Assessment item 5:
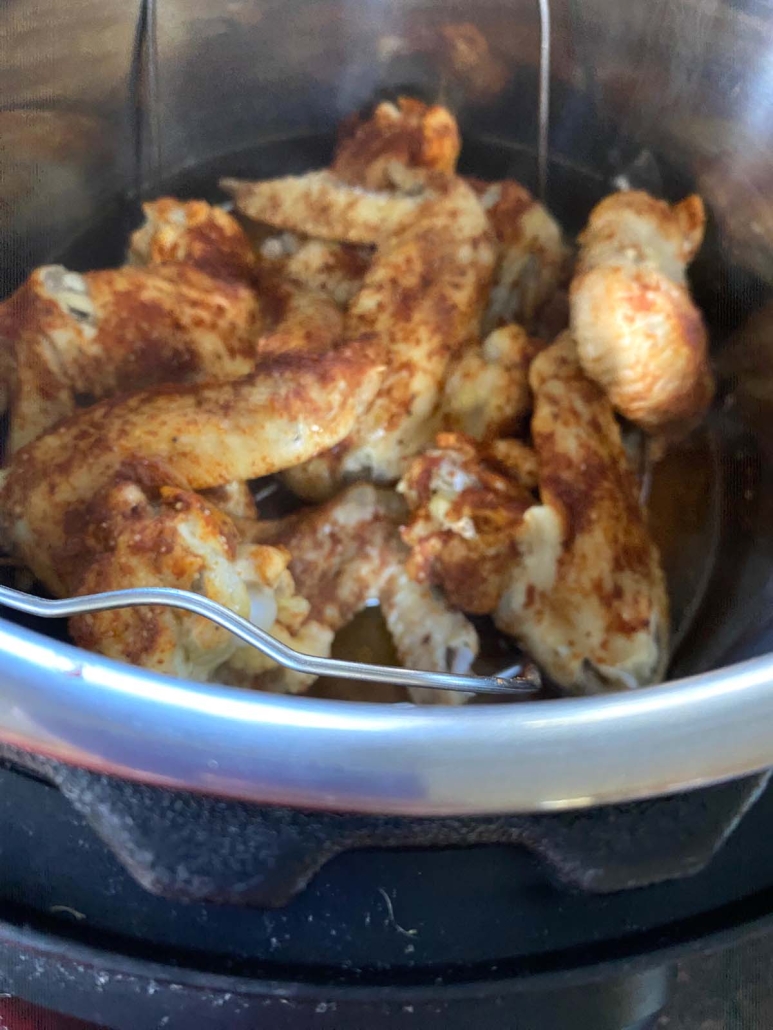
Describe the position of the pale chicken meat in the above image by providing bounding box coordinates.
[0,337,385,595]
[283,178,496,498]
[570,189,714,436]
[0,263,261,453]
[400,335,669,692]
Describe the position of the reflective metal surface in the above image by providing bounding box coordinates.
[2,0,773,812]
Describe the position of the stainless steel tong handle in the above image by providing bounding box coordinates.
[0,584,539,696]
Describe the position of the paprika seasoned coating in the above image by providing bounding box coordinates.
[570,189,714,435]
[128,197,259,282]
[400,335,669,693]
[68,479,325,687]
[0,336,385,595]
[332,96,461,190]
[283,178,496,498]
[495,334,669,692]
[399,432,536,615]
[0,262,261,453]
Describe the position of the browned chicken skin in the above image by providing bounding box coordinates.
[332,97,461,190]
[129,198,259,282]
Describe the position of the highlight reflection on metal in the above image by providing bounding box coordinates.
[537,0,551,201]
[0,585,539,697]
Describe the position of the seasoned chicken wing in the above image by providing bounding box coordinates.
[399,432,535,614]
[66,478,324,687]
[250,482,479,705]
[128,198,259,282]
[468,178,569,333]
[400,335,669,693]
[440,324,540,440]
[570,189,714,435]
[496,334,669,691]
[274,238,372,307]
[0,336,385,595]
[222,170,428,246]
[332,96,461,190]
[0,263,261,453]
[283,179,496,498]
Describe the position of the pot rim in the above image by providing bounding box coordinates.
[0,615,771,815]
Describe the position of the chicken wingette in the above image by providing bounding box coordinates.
[0,336,385,595]
[400,334,669,692]
[570,189,714,436]
[282,178,496,498]
[0,263,261,453]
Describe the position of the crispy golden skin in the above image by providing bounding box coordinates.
[332,97,461,190]
[0,263,261,453]
[128,197,259,282]
[570,190,714,435]
[400,336,669,692]
[468,178,569,334]
[222,170,427,246]
[283,179,496,498]
[253,483,479,705]
[0,337,385,595]
[440,324,540,440]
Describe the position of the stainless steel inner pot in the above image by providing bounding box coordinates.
[1,0,773,816]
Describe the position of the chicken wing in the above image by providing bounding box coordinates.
[570,189,714,435]
[468,178,569,334]
[254,274,344,358]
[270,238,372,307]
[399,432,535,614]
[247,482,480,705]
[440,324,540,440]
[0,263,261,453]
[400,335,669,692]
[68,479,324,686]
[128,197,259,282]
[332,96,461,190]
[495,333,669,691]
[283,179,496,498]
[221,170,427,246]
[0,336,385,595]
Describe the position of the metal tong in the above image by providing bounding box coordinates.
[0,584,540,697]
